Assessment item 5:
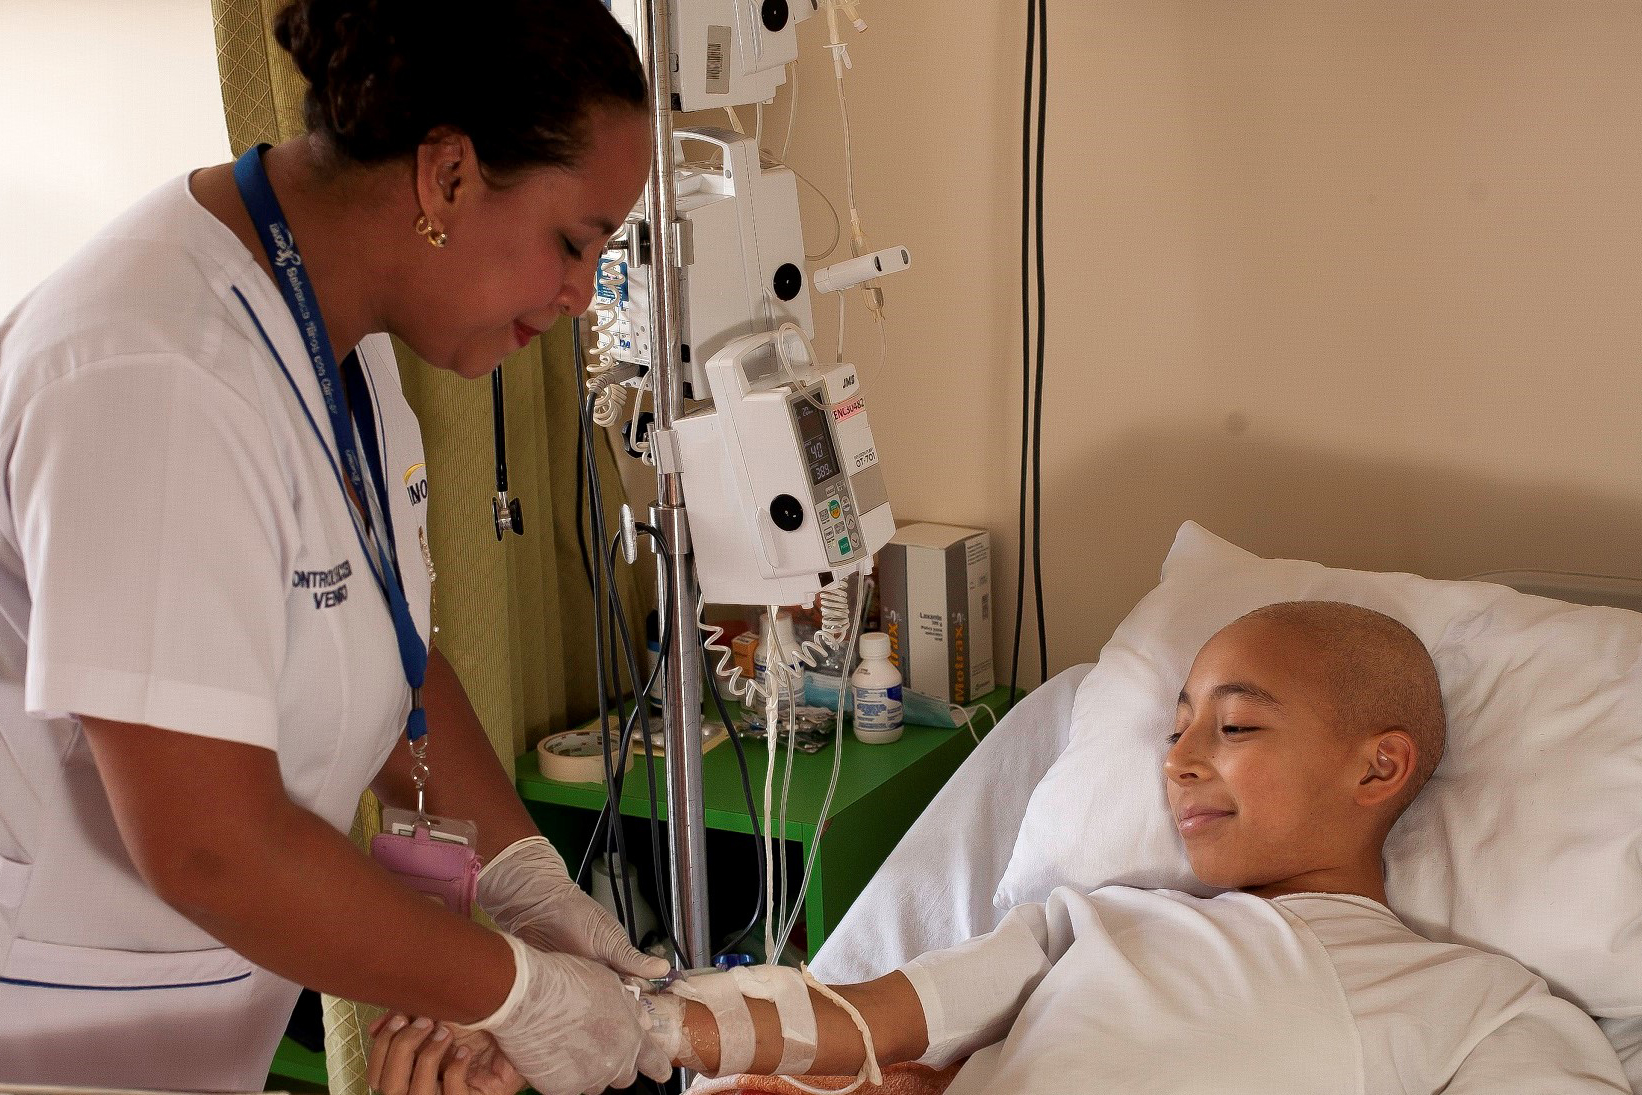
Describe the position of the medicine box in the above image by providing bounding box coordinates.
[877,523,994,704]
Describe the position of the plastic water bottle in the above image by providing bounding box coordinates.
[851,632,904,744]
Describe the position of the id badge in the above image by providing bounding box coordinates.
[372,808,481,916]
[382,806,478,846]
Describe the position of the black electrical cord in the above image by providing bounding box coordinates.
[570,323,642,909]
[617,524,766,965]
[575,380,696,969]
[569,357,656,962]
[603,527,683,961]
[629,525,681,952]
[701,637,770,960]
[571,322,595,591]
[1009,0,1040,710]
[581,388,639,950]
[1031,0,1049,688]
[568,320,768,969]
[601,586,644,953]
[575,391,635,973]
[592,518,772,964]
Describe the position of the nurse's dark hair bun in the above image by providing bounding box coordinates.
[273,0,646,172]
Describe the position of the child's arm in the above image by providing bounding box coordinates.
[660,895,1067,1080]
[672,970,928,1076]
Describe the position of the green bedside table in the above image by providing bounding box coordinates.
[516,687,1014,959]
[268,1036,328,1090]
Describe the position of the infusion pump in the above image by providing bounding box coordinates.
[597,128,812,400]
[674,330,893,606]
[604,0,817,111]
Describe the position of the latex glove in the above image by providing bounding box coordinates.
[479,835,668,979]
[468,932,672,1095]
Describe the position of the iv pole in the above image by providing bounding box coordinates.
[635,0,712,972]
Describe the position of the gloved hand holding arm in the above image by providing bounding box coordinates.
[376,649,667,981]
[466,934,671,1095]
[367,935,673,1095]
[479,835,669,979]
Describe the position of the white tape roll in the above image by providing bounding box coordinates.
[536,729,633,784]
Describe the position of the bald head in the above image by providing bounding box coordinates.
[1236,601,1446,810]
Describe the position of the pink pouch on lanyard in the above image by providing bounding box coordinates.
[371,823,480,916]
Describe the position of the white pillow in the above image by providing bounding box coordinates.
[995,521,1642,1020]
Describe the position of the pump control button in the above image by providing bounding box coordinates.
[770,494,805,532]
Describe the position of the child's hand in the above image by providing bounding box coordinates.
[367,1013,526,1095]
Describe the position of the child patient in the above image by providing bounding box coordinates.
[372,601,1629,1094]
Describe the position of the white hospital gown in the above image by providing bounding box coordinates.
[899,887,1628,1095]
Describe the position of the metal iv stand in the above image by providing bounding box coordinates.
[635,0,713,974]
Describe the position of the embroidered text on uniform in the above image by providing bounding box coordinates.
[292,560,352,608]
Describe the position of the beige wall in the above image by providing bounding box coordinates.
[771,1,1642,681]
[1,0,230,314]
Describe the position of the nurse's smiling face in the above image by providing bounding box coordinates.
[1163,616,1374,897]
[393,109,651,379]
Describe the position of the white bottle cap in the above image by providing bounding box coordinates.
[859,632,891,660]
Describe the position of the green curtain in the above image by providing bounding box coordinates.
[210,3,652,1090]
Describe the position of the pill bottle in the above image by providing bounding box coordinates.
[753,610,805,712]
[851,632,904,744]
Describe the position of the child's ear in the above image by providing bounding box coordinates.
[1356,730,1416,807]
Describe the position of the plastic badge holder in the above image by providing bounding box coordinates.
[371,807,481,916]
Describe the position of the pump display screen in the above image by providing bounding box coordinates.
[792,397,840,486]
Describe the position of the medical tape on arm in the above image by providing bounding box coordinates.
[668,971,758,1076]
[728,965,819,1074]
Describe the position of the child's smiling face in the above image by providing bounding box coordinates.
[1165,613,1390,897]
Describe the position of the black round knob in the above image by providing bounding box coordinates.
[769,494,805,532]
[621,410,656,460]
[762,0,789,32]
[772,262,803,302]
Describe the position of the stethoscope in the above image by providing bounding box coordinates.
[491,371,524,539]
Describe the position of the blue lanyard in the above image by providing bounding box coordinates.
[232,144,428,744]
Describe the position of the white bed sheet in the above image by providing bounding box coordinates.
[809,664,1091,983]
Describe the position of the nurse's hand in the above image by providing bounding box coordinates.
[367,1014,524,1095]
[471,933,673,1094]
[478,836,669,980]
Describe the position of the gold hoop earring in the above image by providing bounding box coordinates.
[415,214,448,249]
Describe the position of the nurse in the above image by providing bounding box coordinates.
[0,1,665,1092]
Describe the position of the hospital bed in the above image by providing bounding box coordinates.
[811,522,1642,1093]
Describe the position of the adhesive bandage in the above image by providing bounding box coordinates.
[667,970,757,1076]
[728,965,819,1074]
